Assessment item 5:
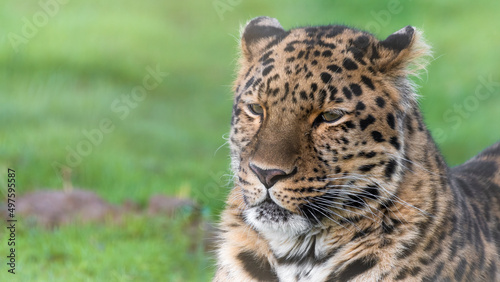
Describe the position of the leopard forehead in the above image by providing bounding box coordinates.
[234,25,403,114]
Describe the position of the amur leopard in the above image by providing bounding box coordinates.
[214,17,500,281]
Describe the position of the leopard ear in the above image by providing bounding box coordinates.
[380,26,415,53]
[241,17,286,62]
[375,26,431,76]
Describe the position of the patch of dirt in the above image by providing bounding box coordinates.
[1,188,217,251]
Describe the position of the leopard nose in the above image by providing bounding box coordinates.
[249,163,296,189]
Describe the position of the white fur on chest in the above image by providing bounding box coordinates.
[263,227,335,281]
[274,262,334,282]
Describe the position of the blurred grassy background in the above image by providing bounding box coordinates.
[1,0,499,281]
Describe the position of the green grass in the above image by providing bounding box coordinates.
[0,214,213,282]
[1,0,499,280]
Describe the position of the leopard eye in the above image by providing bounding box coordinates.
[248,104,264,116]
[314,110,344,125]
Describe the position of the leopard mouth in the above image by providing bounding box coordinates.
[244,197,312,235]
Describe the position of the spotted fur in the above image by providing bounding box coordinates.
[214,17,500,281]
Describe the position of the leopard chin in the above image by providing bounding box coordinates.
[244,198,312,236]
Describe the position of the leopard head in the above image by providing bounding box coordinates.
[229,17,430,236]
